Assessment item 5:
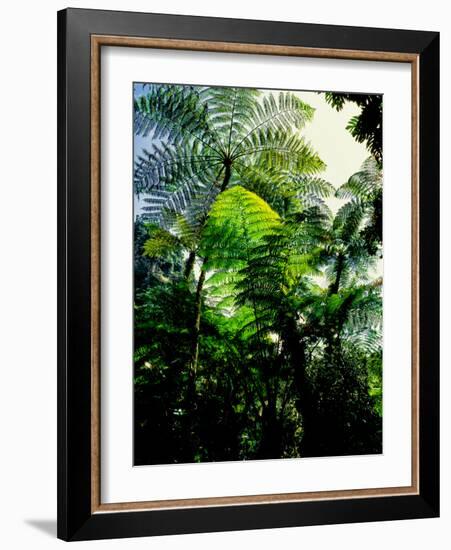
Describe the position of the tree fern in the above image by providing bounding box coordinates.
[134,85,325,216]
[335,157,383,256]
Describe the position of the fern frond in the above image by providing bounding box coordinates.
[230,92,315,156]
[233,129,325,175]
[134,140,221,194]
[142,227,182,259]
[134,84,222,154]
[333,200,366,241]
[336,157,382,201]
[199,87,261,154]
[292,176,335,199]
[200,185,280,271]
[343,327,382,354]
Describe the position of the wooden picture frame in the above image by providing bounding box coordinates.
[57,7,439,541]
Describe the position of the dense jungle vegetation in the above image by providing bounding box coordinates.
[133,84,383,465]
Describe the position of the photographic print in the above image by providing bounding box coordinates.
[133,83,383,466]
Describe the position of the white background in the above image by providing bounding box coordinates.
[102,48,412,503]
[0,0,448,548]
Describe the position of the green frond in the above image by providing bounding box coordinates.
[200,186,280,270]
[292,176,335,199]
[343,327,382,354]
[333,200,366,241]
[142,227,182,259]
[230,92,315,157]
[199,87,261,153]
[139,163,225,229]
[232,163,291,213]
[233,129,325,176]
[344,287,382,332]
[336,157,382,201]
[161,211,200,249]
[134,140,221,195]
[134,84,221,153]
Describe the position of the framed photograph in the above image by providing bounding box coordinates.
[57,8,439,541]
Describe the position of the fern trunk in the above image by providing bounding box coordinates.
[257,402,283,459]
[282,319,317,457]
[220,161,232,192]
[184,163,233,459]
[190,265,206,376]
[189,163,232,375]
[184,263,207,461]
[330,252,344,294]
[184,250,196,279]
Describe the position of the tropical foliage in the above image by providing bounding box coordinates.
[133,84,383,464]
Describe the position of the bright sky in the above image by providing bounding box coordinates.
[294,92,382,282]
[295,91,368,213]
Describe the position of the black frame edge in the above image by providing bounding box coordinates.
[418,32,440,517]
[57,7,440,541]
[57,8,68,542]
[58,7,95,541]
[63,7,437,53]
[69,495,437,542]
